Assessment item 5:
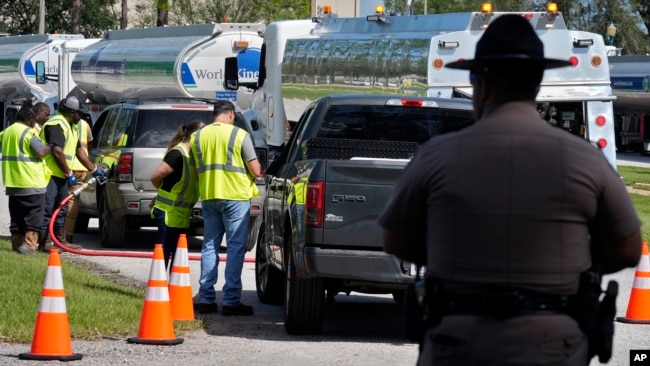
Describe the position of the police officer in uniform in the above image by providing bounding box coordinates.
[1,100,50,255]
[39,96,105,251]
[190,100,260,315]
[379,15,642,365]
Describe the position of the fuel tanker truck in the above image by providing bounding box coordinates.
[608,54,650,153]
[0,33,84,129]
[66,22,265,122]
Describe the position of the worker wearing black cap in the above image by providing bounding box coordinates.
[379,14,641,365]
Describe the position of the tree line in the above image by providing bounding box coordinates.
[1,0,648,55]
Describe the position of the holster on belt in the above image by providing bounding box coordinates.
[568,269,618,363]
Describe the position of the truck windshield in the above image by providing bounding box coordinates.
[317,105,474,143]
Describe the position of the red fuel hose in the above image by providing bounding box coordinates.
[48,178,255,263]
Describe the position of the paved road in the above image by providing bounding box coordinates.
[617,151,650,168]
[2,152,650,365]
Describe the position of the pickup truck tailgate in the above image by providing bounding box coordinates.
[319,159,408,249]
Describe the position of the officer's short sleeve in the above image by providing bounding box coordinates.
[590,161,642,242]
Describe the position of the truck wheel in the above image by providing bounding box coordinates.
[99,192,126,248]
[283,244,325,335]
[255,225,284,304]
[74,213,90,233]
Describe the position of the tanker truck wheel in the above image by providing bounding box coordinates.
[99,192,126,248]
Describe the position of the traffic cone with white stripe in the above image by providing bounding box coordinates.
[617,242,650,324]
[127,244,183,345]
[169,233,195,321]
[19,249,83,361]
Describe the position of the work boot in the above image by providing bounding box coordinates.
[37,229,51,252]
[11,234,23,252]
[55,226,83,250]
[17,243,36,256]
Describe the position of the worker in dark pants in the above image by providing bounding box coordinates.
[39,96,105,251]
[379,15,642,366]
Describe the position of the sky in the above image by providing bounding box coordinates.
[360,0,386,16]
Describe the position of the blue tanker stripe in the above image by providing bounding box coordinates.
[24,61,35,76]
[181,62,197,86]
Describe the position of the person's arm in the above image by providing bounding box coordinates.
[589,161,643,274]
[45,125,72,174]
[150,150,179,189]
[150,162,174,189]
[29,135,50,158]
[241,135,261,177]
[75,145,96,172]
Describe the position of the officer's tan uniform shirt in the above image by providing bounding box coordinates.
[379,101,641,295]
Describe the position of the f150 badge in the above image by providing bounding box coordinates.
[331,195,366,203]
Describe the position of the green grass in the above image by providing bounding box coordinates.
[618,165,650,186]
[0,242,203,343]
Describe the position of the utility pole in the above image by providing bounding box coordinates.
[39,0,45,33]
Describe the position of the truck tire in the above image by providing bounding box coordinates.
[74,213,90,233]
[255,225,284,304]
[99,192,126,248]
[283,241,325,334]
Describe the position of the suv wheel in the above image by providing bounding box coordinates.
[255,224,283,304]
[283,235,324,335]
[99,192,126,248]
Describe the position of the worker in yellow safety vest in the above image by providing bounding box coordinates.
[150,120,204,272]
[190,100,260,316]
[1,100,51,255]
[64,117,93,243]
[38,96,106,251]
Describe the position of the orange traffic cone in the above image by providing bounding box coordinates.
[617,242,650,324]
[169,234,195,321]
[19,249,83,361]
[127,244,184,345]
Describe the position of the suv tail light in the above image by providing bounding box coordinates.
[116,153,133,182]
[306,182,324,228]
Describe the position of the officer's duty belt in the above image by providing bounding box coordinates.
[445,291,570,317]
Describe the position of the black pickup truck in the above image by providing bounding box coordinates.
[255,94,474,334]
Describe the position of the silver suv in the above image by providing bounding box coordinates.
[77,99,264,248]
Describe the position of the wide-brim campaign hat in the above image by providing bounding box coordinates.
[446,14,571,71]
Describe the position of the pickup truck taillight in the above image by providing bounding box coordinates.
[306,181,324,228]
[116,153,133,182]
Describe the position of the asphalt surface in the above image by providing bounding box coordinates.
[1,152,650,365]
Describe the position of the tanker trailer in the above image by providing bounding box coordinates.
[0,33,84,129]
[608,55,650,152]
[70,22,264,122]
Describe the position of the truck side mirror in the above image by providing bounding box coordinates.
[254,146,269,174]
[224,57,239,90]
[35,61,46,84]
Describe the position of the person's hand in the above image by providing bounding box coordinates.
[91,168,107,183]
[66,173,77,186]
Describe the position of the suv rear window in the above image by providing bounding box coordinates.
[317,105,474,143]
[130,109,250,148]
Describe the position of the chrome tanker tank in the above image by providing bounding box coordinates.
[71,23,264,109]
[609,55,650,113]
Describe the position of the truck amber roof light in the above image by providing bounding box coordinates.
[438,41,459,49]
[481,3,493,13]
[232,40,249,49]
[375,5,385,14]
[573,39,594,48]
[547,2,558,13]
[323,5,332,14]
